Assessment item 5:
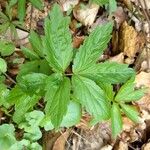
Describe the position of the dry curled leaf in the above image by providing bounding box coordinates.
[73,3,99,26]
[119,21,138,58]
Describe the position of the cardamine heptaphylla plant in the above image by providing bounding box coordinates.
[4,3,145,138]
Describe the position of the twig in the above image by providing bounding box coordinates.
[3,72,16,84]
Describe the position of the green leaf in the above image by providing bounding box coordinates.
[43,101,81,131]
[9,0,18,7]
[109,0,117,13]
[115,77,145,102]
[18,73,47,95]
[13,94,40,123]
[72,75,110,120]
[79,62,134,84]
[111,103,122,138]
[21,46,40,60]
[17,0,26,21]
[23,127,42,141]
[0,22,10,33]
[120,104,139,123]
[0,41,15,56]
[0,124,17,150]
[17,60,51,78]
[0,83,9,108]
[0,58,7,74]
[29,0,44,10]
[43,4,73,72]
[6,86,25,106]
[92,0,109,5]
[29,30,44,57]
[61,101,81,127]
[45,74,71,128]
[73,22,112,74]
[97,81,115,101]
[0,11,9,21]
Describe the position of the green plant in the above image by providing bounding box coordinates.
[0,3,24,39]
[9,0,44,22]
[91,0,117,13]
[0,124,42,150]
[4,3,145,139]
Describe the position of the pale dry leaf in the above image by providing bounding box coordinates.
[52,130,70,150]
[119,21,138,58]
[142,142,150,150]
[122,117,135,132]
[59,0,79,11]
[131,0,150,9]
[109,53,124,64]
[73,3,99,26]
[135,72,150,91]
[117,141,128,150]
[100,145,113,150]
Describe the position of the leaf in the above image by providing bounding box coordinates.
[73,23,113,74]
[97,81,115,101]
[72,75,110,120]
[61,101,81,127]
[29,0,44,10]
[0,22,10,34]
[92,0,109,5]
[23,127,42,141]
[111,103,122,138]
[29,30,44,57]
[0,83,9,108]
[43,4,73,72]
[13,94,40,123]
[109,0,117,13]
[0,124,17,150]
[115,77,145,102]
[79,62,134,84]
[0,41,15,56]
[21,46,40,60]
[18,73,47,96]
[45,74,71,128]
[43,101,81,131]
[120,104,139,123]
[9,0,18,7]
[17,0,26,21]
[17,60,51,79]
[0,58,7,74]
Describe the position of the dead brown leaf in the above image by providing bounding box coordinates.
[52,130,70,150]
[119,21,138,58]
[73,36,84,48]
